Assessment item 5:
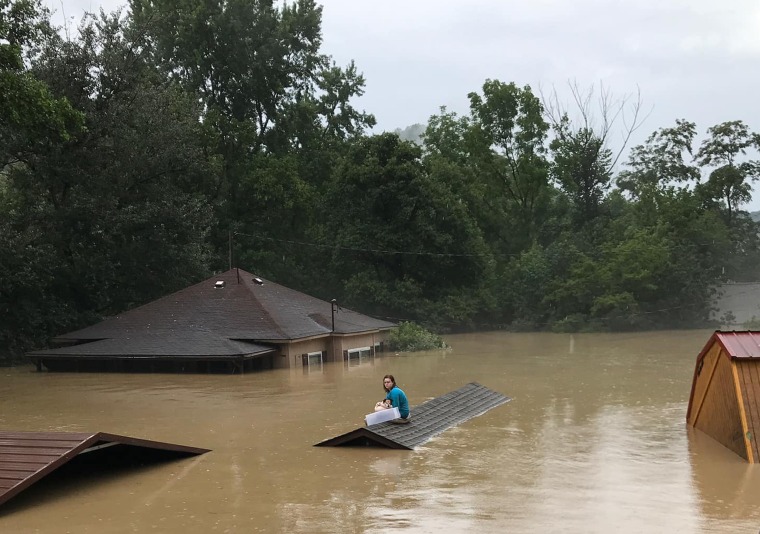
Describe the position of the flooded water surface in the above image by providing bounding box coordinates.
[2,330,760,533]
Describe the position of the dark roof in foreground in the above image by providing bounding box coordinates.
[0,431,209,508]
[315,382,511,450]
[29,268,395,359]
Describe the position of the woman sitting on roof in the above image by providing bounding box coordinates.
[381,374,410,423]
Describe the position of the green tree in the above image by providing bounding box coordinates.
[617,119,700,200]
[0,11,215,360]
[544,83,645,227]
[467,80,551,249]
[422,108,490,238]
[550,119,613,225]
[130,0,374,280]
[499,244,552,329]
[0,0,86,361]
[695,120,760,225]
[323,133,494,330]
[0,0,84,168]
[128,0,367,187]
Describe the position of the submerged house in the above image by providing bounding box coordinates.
[28,268,396,373]
[686,330,760,462]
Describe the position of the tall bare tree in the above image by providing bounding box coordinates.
[542,81,647,224]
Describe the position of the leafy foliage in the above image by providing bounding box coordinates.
[468,81,551,249]
[0,0,84,168]
[387,322,447,352]
[695,121,760,225]
[322,133,494,331]
[3,3,760,362]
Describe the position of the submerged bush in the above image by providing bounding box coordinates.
[387,322,447,352]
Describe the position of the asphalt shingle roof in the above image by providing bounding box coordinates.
[28,333,273,358]
[315,382,512,449]
[32,269,395,358]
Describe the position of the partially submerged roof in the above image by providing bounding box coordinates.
[28,333,274,359]
[0,431,209,508]
[30,268,395,359]
[315,382,511,450]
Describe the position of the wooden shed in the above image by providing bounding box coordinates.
[686,330,760,462]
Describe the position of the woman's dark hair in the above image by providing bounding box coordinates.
[383,374,396,392]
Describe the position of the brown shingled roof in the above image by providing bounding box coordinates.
[30,269,394,359]
[28,333,273,358]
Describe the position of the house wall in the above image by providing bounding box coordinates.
[735,360,760,462]
[276,338,330,369]
[689,345,747,460]
[275,331,392,369]
[331,332,390,363]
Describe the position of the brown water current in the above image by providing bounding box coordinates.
[2,330,760,533]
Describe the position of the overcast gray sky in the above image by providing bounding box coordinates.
[46,0,760,208]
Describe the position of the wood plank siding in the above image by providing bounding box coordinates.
[736,360,760,461]
[687,331,760,463]
[0,431,209,508]
[687,343,722,425]
[693,351,746,459]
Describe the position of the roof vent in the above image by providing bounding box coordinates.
[253,277,264,286]
[214,280,225,289]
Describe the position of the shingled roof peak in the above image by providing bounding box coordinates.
[49,268,395,351]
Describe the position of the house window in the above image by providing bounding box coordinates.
[306,351,323,369]
[346,347,371,367]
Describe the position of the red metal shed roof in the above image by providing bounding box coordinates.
[715,331,760,359]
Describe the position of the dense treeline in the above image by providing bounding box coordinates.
[3,0,760,361]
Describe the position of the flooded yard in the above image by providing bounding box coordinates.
[1,330,759,533]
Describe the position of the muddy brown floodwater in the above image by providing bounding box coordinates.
[1,330,760,533]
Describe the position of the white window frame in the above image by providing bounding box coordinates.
[306,351,323,369]
[347,346,372,366]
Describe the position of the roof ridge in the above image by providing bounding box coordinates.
[235,273,289,340]
[48,268,394,352]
